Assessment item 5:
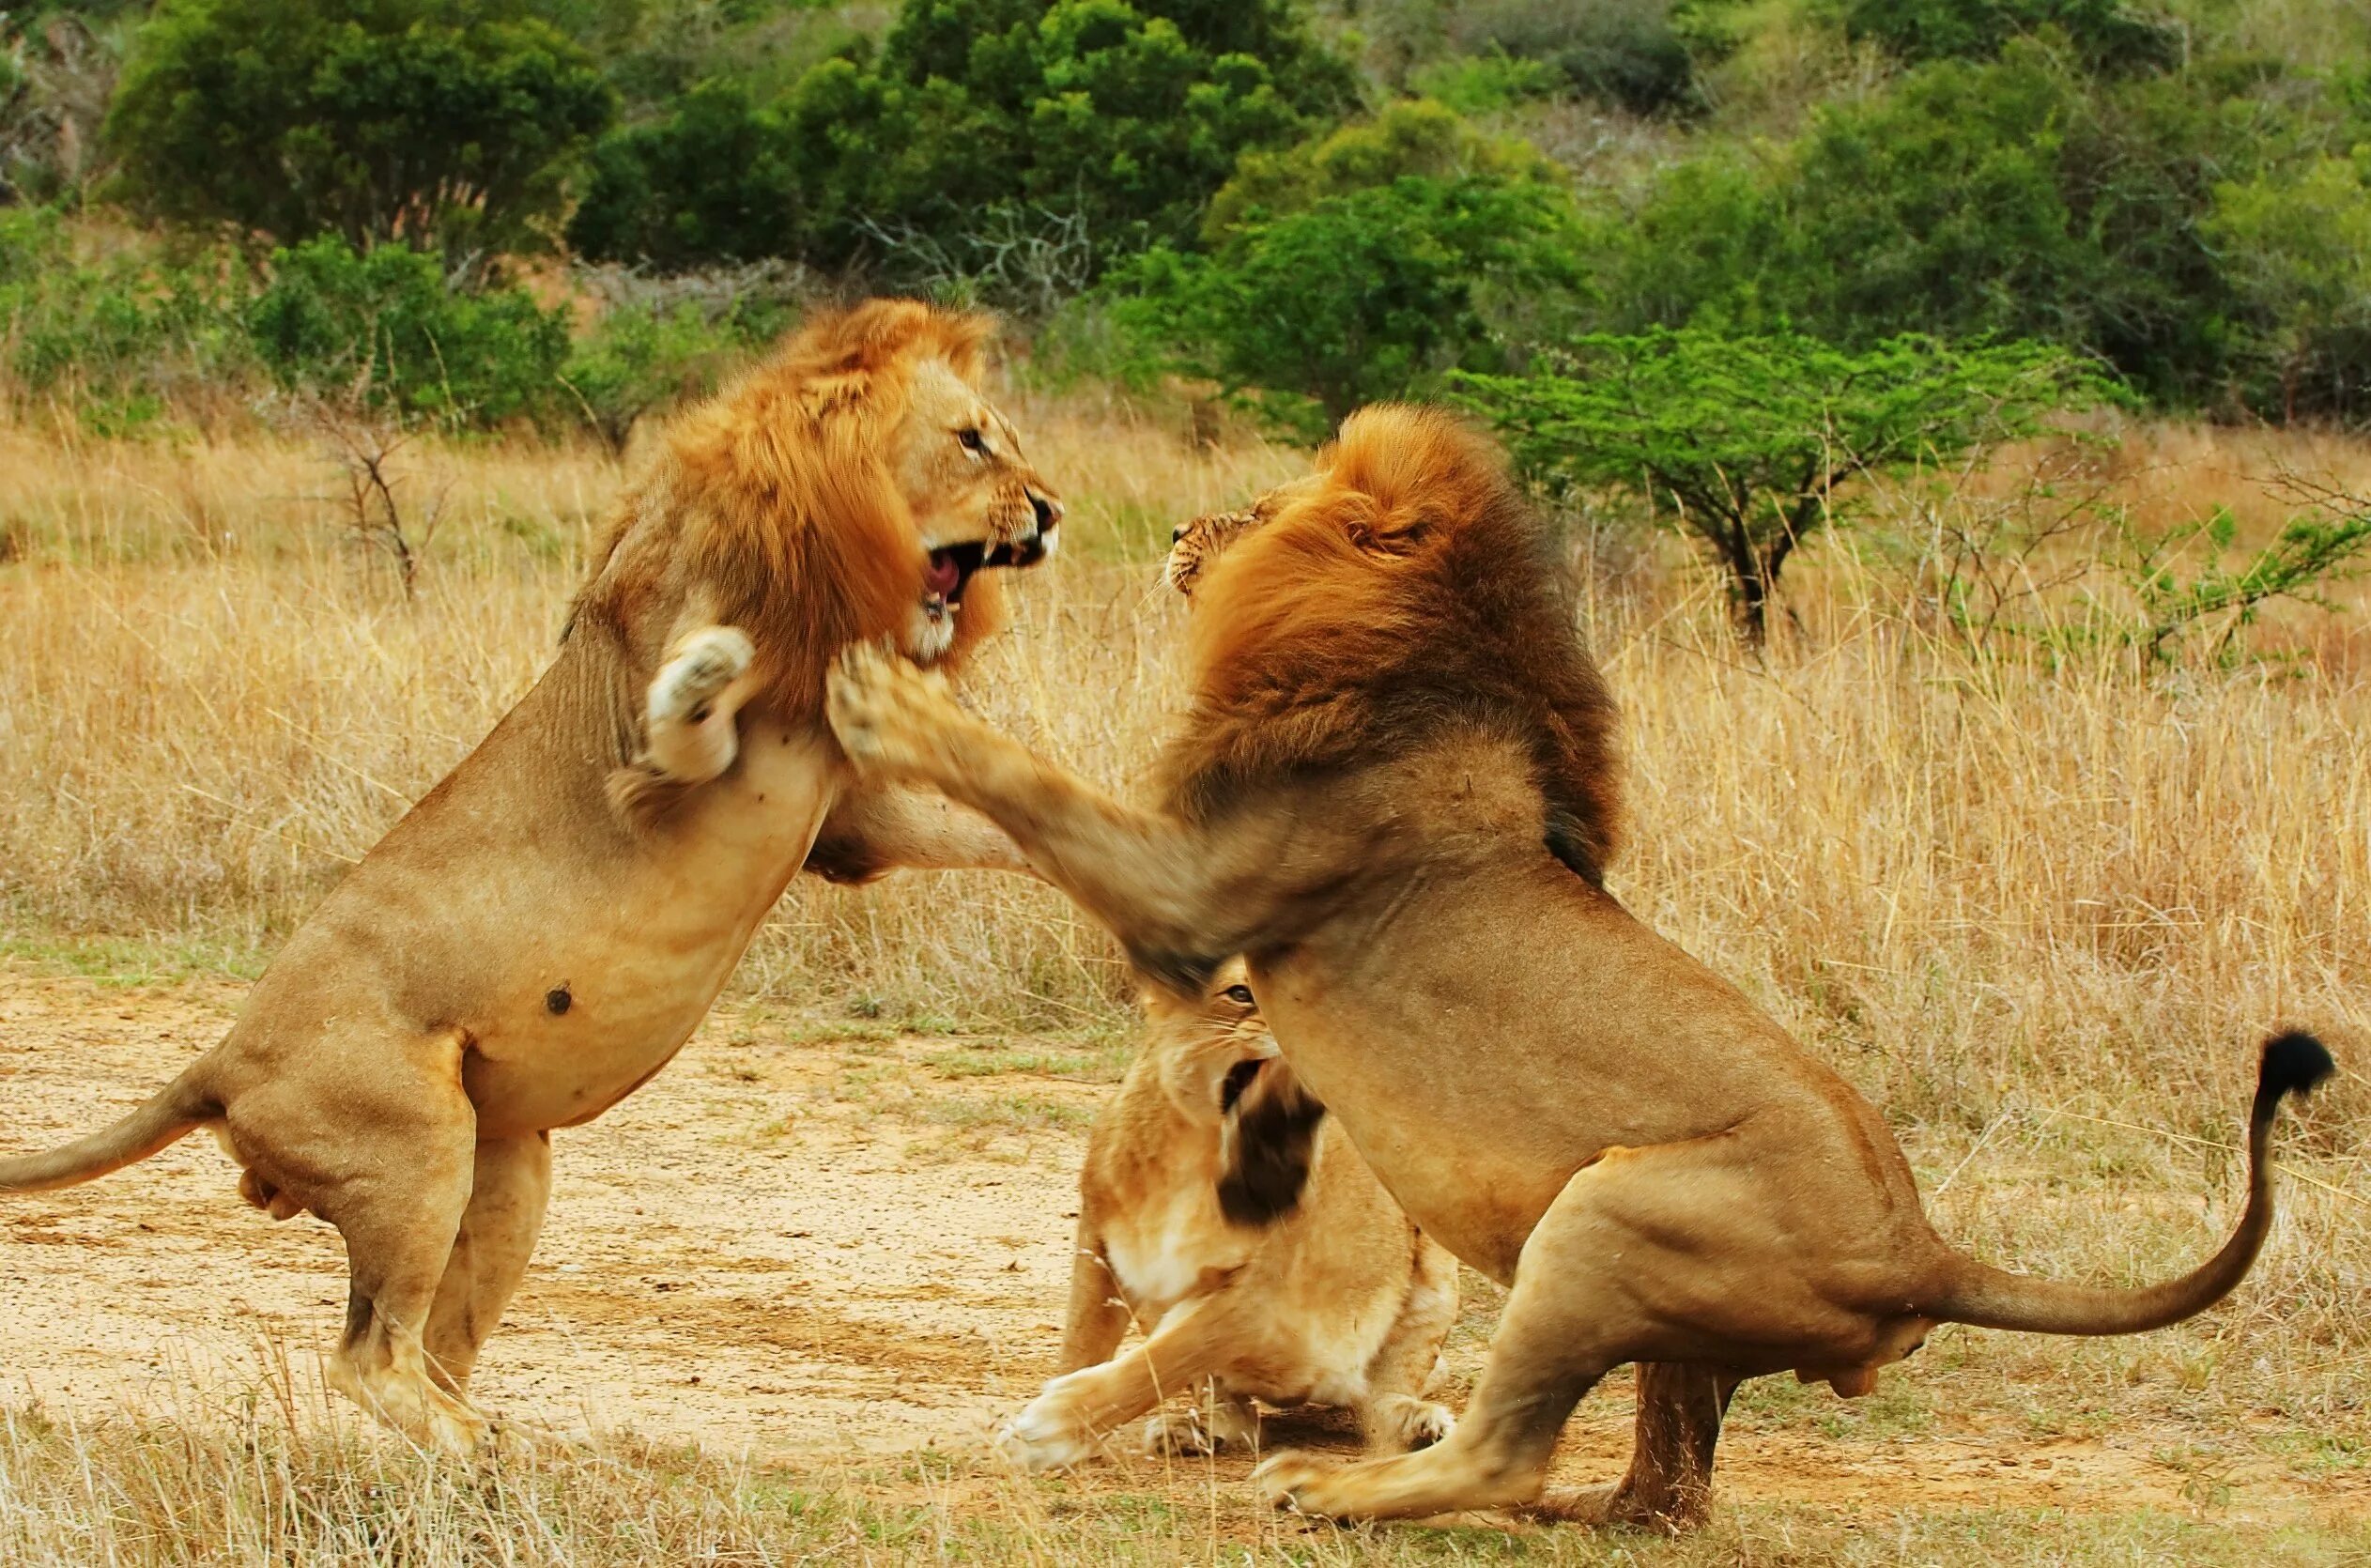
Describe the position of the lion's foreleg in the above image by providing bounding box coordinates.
[641,625,758,785]
[826,646,1308,988]
[1057,1222,1132,1375]
[803,785,1040,885]
[999,1297,1244,1471]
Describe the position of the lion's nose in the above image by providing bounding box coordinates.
[1030,491,1062,533]
[1171,523,1187,544]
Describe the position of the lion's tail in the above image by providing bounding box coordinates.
[0,1065,218,1192]
[1928,1032,2332,1338]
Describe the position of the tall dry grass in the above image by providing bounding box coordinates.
[2,397,2368,1559]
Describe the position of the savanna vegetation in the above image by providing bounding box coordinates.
[1,0,2367,1562]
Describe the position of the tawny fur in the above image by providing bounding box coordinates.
[828,404,2332,1529]
[1000,963,1456,1470]
[0,300,1060,1453]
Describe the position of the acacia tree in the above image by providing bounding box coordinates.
[1455,330,2110,641]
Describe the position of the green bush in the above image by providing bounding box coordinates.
[107,0,614,269]
[1203,97,1557,239]
[0,205,257,426]
[1444,0,1722,115]
[1404,50,1559,115]
[2207,156,2371,423]
[245,238,570,426]
[1109,172,1586,439]
[1455,331,2112,640]
[559,292,793,451]
[1831,0,2182,73]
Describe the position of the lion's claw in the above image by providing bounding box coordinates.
[826,641,961,778]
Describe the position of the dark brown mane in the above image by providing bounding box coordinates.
[1167,406,1623,883]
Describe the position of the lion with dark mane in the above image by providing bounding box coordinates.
[827,404,2331,1528]
[0,300,1060,1451]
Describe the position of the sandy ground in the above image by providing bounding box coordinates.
[3,962,2360,1529]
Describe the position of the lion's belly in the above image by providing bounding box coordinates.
[460,727,837,1137]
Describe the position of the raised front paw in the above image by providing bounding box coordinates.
[826,641,962,780]
[653,626,754,725]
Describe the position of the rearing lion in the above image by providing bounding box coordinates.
[0,300,1060,1452]
[825,404,2333,1527]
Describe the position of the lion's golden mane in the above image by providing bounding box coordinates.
[1169,407,1623,884]
[565,300,1008,771]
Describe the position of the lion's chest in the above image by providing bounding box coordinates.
[460,724,838,1135]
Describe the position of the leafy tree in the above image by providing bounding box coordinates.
[1579,41,2356,418]
[106,0,614,269]
[1455,331,2112,641]
[245,238,569,425]
[581,0,1356,274]
[1111,173,1586,439]
[2208,158,2371,423]
[565,81,807,269]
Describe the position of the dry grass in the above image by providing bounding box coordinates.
[1,397,2366,1560]
[1,1384,2363,1566]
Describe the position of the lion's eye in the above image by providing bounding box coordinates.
[956,427,986,454]
[1223,984,1255,1006]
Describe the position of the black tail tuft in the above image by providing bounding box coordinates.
[2252,1031,2335,1125]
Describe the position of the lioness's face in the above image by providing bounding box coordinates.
[893,358,1062,661]
[1145,961,1280,1126]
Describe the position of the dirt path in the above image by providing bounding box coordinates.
[2,964,2355,1529]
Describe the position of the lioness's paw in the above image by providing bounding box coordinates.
[994,1399,1099,1472]
[1372,1393,1455,1452]
[1253,1450,1344,1514]
[1141,1410,1216,1457]
[653,627,754,724]
[825,642,958,778]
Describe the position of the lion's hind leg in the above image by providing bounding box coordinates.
[423,1132,552,1399]
[642,625,758,786]
[267,1031,488,1453]
[1257,1155,1681,1521]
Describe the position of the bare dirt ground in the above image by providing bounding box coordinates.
[4,961,2362,1535]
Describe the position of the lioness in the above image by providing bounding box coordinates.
[825,405,2333,1525]
[0,300,1060,1452]
[1000,962,1456,1470]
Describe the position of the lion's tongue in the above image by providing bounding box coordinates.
[923,550,962,600]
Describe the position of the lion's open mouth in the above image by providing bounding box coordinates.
[923,538,1048,620]
[1220,1057,1264,1113]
